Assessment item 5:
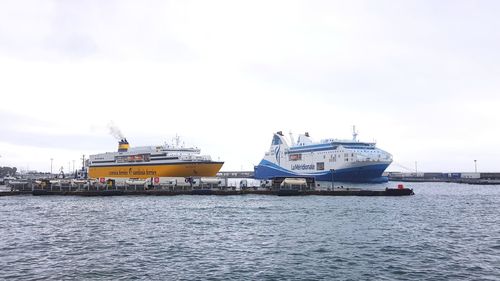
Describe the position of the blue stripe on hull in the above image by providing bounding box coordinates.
[254,160,389,183]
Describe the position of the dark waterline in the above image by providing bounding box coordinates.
[1,182,499,280]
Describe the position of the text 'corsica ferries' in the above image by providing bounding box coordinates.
[254,129,392,183]
[88,138,224,179]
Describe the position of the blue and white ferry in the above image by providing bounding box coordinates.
[254,128,393,183]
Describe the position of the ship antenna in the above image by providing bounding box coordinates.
[352,125,358,142]
[175,134,180,147]
[289,131,295,145]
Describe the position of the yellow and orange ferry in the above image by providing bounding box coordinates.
[88,138,224,179]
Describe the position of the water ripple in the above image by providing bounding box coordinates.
[1,183,500,280]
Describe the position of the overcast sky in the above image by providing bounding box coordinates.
[1,0,499,173]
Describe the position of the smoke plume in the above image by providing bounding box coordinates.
[107,121,125,140]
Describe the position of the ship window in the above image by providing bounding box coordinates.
[116,154,150,163]
[316,162,324,170]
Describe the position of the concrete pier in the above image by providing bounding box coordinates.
[29,188,414,197]
[388,172,500,185]
[1,179,414,197]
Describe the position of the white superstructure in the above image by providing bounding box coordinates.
[254,129,393,183]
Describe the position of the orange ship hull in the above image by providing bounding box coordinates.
[88,162,224,179]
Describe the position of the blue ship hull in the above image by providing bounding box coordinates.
[254,160,389,183]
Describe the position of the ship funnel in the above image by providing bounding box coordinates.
[118,138,129,152]
[271,131,289,148]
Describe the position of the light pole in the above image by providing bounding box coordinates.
[50,158,53,176]
[474,160,477,173]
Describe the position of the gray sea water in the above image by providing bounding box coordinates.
[1,182,499,280]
